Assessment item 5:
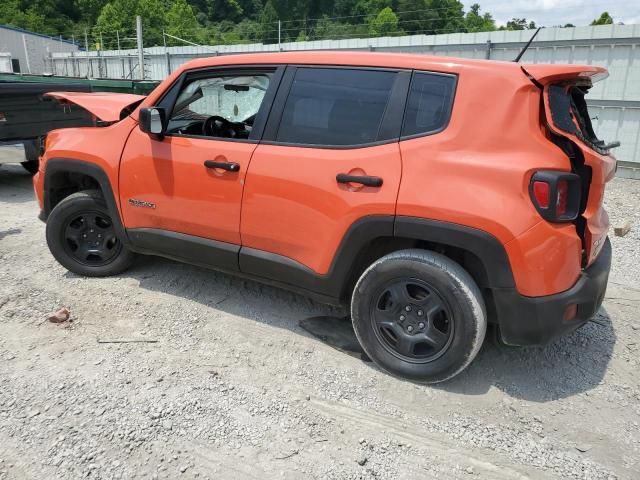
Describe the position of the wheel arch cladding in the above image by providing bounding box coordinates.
[44,159,129,244]
[393,217,515,289]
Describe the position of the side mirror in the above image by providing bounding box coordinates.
[139,107,166,137]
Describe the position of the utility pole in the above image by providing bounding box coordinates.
[163,30,171,76]
[84,29,93,77]
[116,30,121,51]
[97,31,104,78]
[278,20,281,51]
[136,15,144,80]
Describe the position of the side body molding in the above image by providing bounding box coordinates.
[239,216,395,301]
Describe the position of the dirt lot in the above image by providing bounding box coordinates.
[1,163,639,480]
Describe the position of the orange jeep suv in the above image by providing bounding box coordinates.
[33,52,616,383]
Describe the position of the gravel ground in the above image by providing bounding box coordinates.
[0,163,639,480]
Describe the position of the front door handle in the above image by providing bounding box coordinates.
[204,160,240,172]
[336,173,383,187]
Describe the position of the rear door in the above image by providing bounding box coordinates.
[240,66,409,278]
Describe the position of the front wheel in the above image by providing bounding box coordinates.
[45,190,135,277]
[351,249,486,383]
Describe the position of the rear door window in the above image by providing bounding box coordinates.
[275,68,397,146]
[402,72,456,138]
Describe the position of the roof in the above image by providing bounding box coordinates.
[177,50,605,80]
[179,50,525,76]
[0,24,77,47]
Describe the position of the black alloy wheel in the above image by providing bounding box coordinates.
[62,211,122,266]
[372,278,454,362]
[46,190,135,277]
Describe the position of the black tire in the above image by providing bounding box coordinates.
[46,190,135,277]
[351,249,486,383]
[21,160,39,175]
[21,140,40,175]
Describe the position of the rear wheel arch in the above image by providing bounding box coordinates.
[337,217,515,311]
[44,159,128,244]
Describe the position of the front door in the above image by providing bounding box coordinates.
[240,67,407,282]
[119,67,281,248]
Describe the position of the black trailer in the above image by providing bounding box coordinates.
[0,74,158,174]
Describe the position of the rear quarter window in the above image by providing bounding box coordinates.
[402,72,456,138]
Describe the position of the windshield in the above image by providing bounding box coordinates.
[171,75,270,124]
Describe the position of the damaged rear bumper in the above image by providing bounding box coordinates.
[492,237,611,346]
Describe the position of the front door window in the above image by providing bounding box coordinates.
[166,73,272,140]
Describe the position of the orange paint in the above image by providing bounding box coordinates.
[36,51,613,298]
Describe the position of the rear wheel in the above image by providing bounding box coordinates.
[46,190,135,277]
[351,249,486,383]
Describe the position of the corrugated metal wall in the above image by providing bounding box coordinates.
[49,24,640,167]
[0,26,78,74]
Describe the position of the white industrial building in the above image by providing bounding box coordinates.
[0,24,79,74]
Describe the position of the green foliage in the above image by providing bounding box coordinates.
[0,0,604,49]
[500,18,537,31]
[166,0,202,43]
[368,7,399,36]
[464,3,495,33]
[591,12,613,26]
[208,0,244,23]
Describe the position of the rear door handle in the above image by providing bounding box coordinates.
[336,173,383,187]
[204,160,240,172]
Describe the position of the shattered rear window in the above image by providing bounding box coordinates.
[548,84,618,155]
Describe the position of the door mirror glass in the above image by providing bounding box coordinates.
[140,107,166,136]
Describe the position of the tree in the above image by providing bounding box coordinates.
[464,3,495,33]
[208,0,244,23]
[502,18,537,30]
[166,0,201,43]
[396,0,436,35]
[76,0,109,24]
[0,1,49,33]
[368,6,399,36]
[591,12,613,25]
[95,0,165,48]
[257,0,279,43]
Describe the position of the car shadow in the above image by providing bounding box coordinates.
[437,309,615,401]
[0,228,22,241]
[0,165,36,204]
[123,254,614,402]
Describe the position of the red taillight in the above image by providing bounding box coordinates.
[532,181,550,209]
[529,171,581,222]
[556,180,568,216]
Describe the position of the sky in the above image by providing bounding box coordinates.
[462,0,640,27]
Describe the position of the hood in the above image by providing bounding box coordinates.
[521,64,608,86]
[44,91,146,122]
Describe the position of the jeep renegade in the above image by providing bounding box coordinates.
[34,52,616,383]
